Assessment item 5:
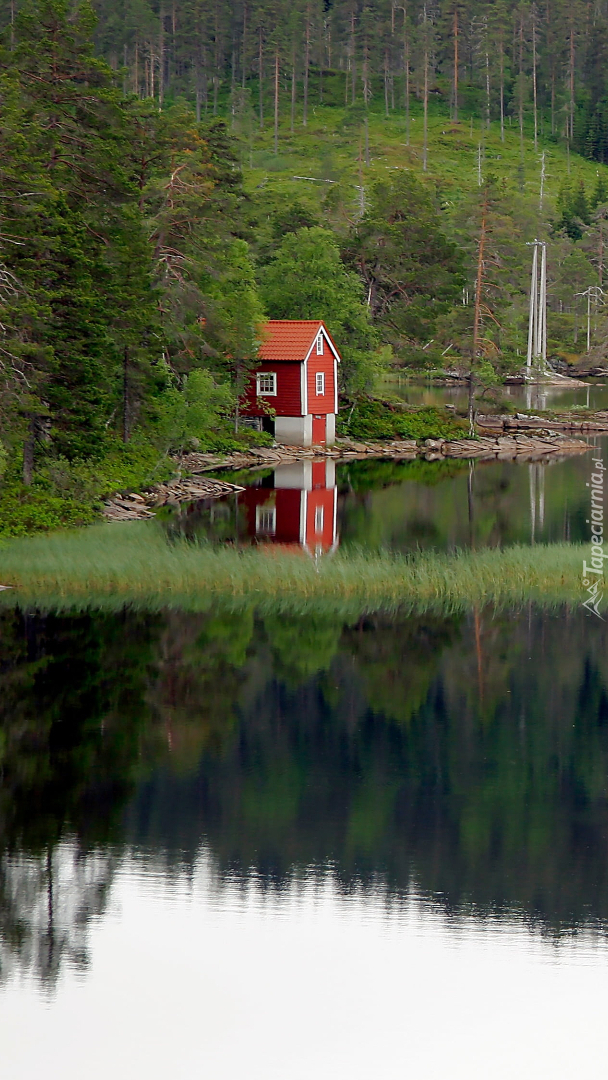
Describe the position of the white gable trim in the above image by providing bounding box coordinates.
[333,358,338,413]
[303,325,341,364]
[301,359,308,416]
[300,490,307,545]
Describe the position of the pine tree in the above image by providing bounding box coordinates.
[1,0,158,463]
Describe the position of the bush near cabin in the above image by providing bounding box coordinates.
[337,398,468,442]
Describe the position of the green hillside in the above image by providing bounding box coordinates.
[238,95,608,371]
[242,98,601,215]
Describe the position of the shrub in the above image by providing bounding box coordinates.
[0,480,98,537]
[337,397,467,441]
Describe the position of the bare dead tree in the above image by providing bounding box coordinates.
[0,263,30,390]
[469,183,501,435]
[273,48,279,153]
[303,4,311,126]
[498,24,505,141]
[531,5,538,150]
[421,3,430,171]
[453,3,459,122]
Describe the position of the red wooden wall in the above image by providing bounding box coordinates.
[305,488,336,552]
[306,349,336,416]
[239,349,337,419]
[240,362,303,417]
[238,465,337,552]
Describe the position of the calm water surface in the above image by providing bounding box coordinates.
[386,375,608,412]
[2,446,608,1078]
[170,435,605,554]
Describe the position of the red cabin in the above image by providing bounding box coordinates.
[240,320,340,447]
[239,460,338,555]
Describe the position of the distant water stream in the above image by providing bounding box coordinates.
[384,375,608,412]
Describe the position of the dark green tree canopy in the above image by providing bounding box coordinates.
[343,173,464,350]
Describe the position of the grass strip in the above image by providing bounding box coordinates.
[0,521,585,616]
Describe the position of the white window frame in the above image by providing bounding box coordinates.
[256,505,276,535]
[314,506,324,532]
[257,371,277,396]
[315,371,325,395]
[316,332,324,355]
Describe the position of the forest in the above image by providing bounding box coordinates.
[3,0,608,532]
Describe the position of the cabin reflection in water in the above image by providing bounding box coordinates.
[170,460,339,553]
[240,460,338,554]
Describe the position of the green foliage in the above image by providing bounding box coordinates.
[337,398,467,442]
[258,226,379,392]
[0,4,266,494]
[206,240,266,366]
[343,172,464,354]
[0,477,99,537]
[155,369,234,456]
[0,436,169,536]
[557,179,592,240]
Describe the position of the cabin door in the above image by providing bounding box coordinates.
[312,415,326,445]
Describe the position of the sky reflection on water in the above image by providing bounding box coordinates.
[1,848,608,1080]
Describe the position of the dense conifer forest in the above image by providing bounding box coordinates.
[86,0,608,167]
[2,0,608,532]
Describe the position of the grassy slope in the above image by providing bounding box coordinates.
[0,521,585,614]
[240,95,607,230]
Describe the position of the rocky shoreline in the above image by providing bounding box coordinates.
[177,430,590,471]
[104,477,245,522]
[477,411,608,434]
[103,421,592,521]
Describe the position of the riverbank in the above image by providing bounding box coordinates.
[0,521,587,615]
[183,429,590,468]
[1,404,599,536]
[102,431,590,520]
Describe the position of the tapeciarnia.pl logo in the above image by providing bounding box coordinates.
[582,455,606,620]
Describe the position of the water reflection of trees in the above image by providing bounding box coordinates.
[337,456,590,552]
[126,606,608,929]
[2,602,608,988]
[0,609,158,986]
[0,842,115,987]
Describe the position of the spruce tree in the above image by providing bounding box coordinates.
[1,0,158,461]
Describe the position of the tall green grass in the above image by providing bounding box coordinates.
[0,521,585,616]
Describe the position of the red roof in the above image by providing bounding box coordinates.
[258,320,339,362]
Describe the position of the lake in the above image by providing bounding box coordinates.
[1,443,607,1078]
[385,374,608,413]
[168,435,604,554]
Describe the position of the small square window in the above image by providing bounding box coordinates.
[314,506,324,532]
[315,371,325,395]
[256,506,276,535]
[316,332,324,355]
[257,372,277,395]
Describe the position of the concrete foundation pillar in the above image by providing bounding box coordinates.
[274,415,313,447]
[274,414,336,447]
